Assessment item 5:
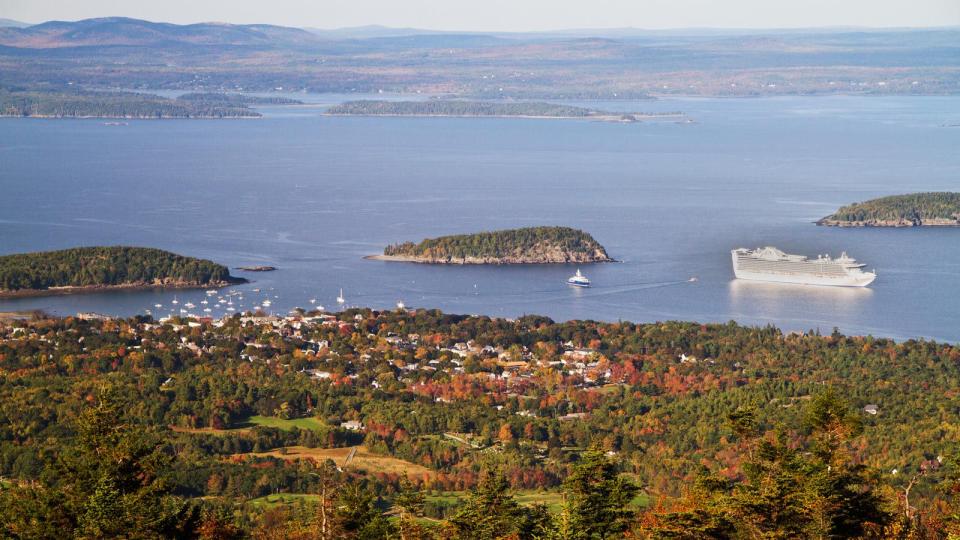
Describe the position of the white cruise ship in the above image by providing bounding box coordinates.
[731,247,876,287]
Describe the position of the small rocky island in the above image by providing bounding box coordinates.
[326,100,682,122]
[371,226,613,264]
[818,192,960,227]
[0,246,245,297]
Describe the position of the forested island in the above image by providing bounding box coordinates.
[176,92,303,106]
[373,226,613,264]
[1,308,959,537]
[818,192,960,227]
[0,88,267,119]
[0,246,244,297]
[326,100,682,122]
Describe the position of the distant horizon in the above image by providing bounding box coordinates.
[3,0,958,32]
[3,15,960,35]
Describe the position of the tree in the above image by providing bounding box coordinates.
[394,478,427,540]
[449,468,536,539]
[553,444,639,539]
[0,386,196,538]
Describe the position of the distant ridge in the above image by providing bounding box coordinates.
[0,17,324,48]
[0,18,30,28]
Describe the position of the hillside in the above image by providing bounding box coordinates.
[378,226,613,264]
[0,18,958,98]
[818,192,960,227]
[0,17,322,48]
[1,309,960,535]
[0,246,244,295]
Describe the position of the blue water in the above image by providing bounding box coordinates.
[1,95,959,341]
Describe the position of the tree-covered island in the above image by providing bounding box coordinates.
[0,246,245,297]
[373,226,613,264]
[0,88,301,119]
[818,192,960,227]
[326,100,683,122]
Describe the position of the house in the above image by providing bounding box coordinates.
[340,420,364,431]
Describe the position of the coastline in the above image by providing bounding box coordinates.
[0,279,246,299]
[364,254,615,264]
[817,219,960,227]
[324,112,685,122]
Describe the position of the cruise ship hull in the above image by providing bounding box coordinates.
[732,268,876,287]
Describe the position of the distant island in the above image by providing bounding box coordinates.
[370,226,613,264]
[236,265,277,272]
[818,192,960,227]
[0,88,298,119]
[326,100,683,122]
[0,247,245,297]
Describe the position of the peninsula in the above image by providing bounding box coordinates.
[0,246,245,298]
[326,100,682,122]
[818,192,960,227]
[370,226,613,264]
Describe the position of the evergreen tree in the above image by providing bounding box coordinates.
[554,444,639,539]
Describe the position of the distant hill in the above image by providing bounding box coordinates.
[0,246,245,296]
[378,227,613,264]
[818,192,960,227]
[0,18,30,28]
[0,17,323,48]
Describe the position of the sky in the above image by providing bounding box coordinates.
[1,0,958,31]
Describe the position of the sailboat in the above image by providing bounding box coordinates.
[336,289,345,305]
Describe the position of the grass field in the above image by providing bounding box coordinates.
[170,415,326,435]
[237,445,434,478]
[241,415,327,431]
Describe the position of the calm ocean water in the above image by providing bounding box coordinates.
[1,95,958,341]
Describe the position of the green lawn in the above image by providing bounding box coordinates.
[248,493,319,507]
[241,415,327,431]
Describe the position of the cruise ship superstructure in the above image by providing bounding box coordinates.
[731,247,876,287]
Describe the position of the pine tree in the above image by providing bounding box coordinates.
[554,444,639,540]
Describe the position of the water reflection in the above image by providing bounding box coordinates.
[728,279,873,321]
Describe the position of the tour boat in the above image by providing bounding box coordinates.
[567,269,591,287]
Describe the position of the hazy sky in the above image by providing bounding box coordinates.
[2,0,958,31]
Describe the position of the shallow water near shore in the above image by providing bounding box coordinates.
[1,95,959,341]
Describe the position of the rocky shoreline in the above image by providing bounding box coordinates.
[0,278,245,299]
[816,218,960,227]
[366,253,614,264]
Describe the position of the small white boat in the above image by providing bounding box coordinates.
[154,304,162,309]
[688,277,699,283]
[336,289,345,305]
[317,305,325,311]
[309,298,317,304]
[171,297,179,305]
[201,299,208,305]
[227,307,236,312]
[253,288,261,292]
[184,302,196,309]
[262,300,272,307]
[397,301,405,310]
[206,290,217,295]
[567,269,591,287]
[203,308,212,313]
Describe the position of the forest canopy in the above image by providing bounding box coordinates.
[819,192,960,226]
[383,226,613,263]
[0,246,241,291]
